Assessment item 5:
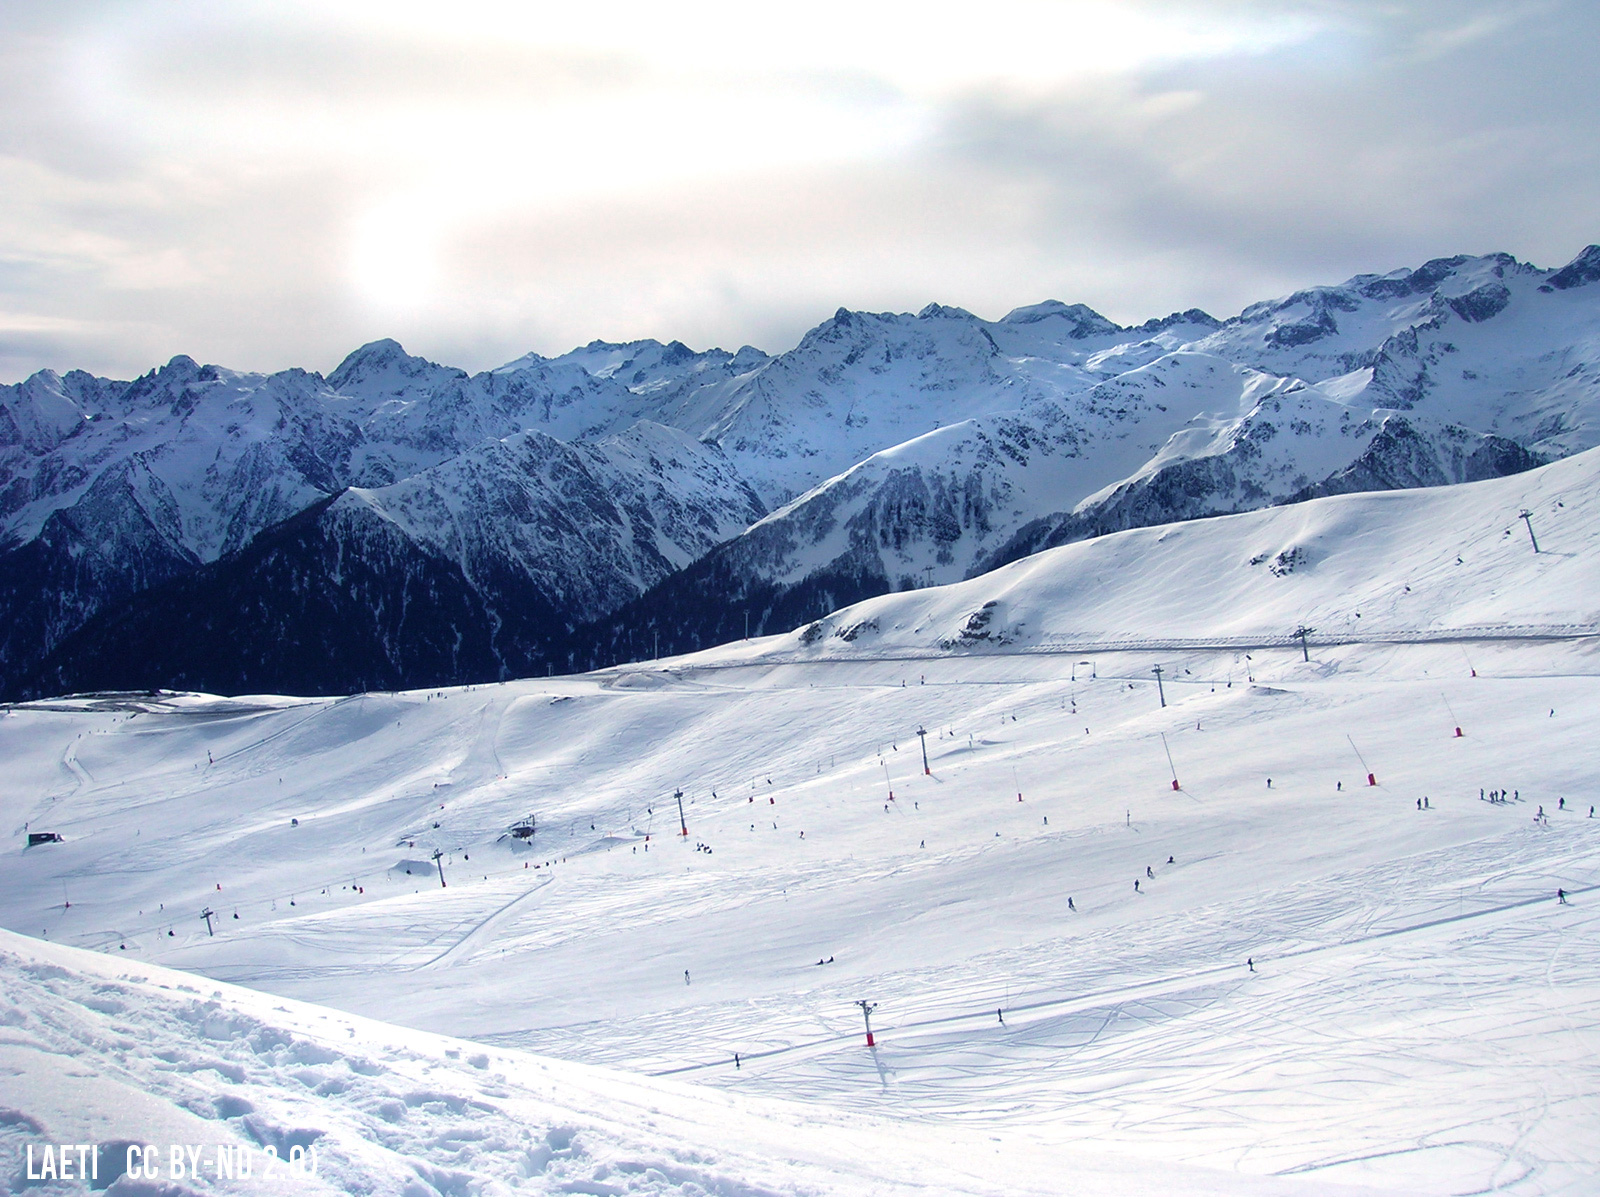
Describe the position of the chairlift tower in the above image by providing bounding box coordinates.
[1519,509,1540,553]
[1293,625,1315,663]
[675,788,689,837]
[432,848,447,888]
[1151,665,1167,708]
[916,726,930,776]
[200,907,216,936]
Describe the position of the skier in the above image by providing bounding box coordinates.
[685,969,691,985]
[1266,778,1272,789]
[1067,897,1075,911]
[735,1053,741,1069]
[997,1009,1004,1025]
[1560,797,1566,810]
[1134,879,1140,892]
[1247,957,1254,972]
[1167,856,1175,864]
[1558,889,1569,905]
[1146,865,1154,879]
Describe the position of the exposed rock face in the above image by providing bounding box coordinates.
[5,245,1598,696]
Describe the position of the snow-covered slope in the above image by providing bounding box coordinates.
[6,247,1600,698]
[4,447,1600,1194]
[7,933,1331,1197]
[0,344,761,695]
[595,250,1600,652]
[1194,250,1600,454]
[540,302,1224,513]
[18,424,764,698]
[350,421,765,617]
[763,443,1600,663]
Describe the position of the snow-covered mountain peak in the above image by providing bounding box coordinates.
[8,243,1600,699]
[915,302,979,321]
[489,349,547,373]
[1545,243,1600,291]
[1133,307,1223,335]
[327,338,466,397]
[0,368,90,452]
[541,339,772,428]
[1228,252,1526,336]
[999,299,1123,339]
[112,353,210,410]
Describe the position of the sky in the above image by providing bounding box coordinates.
[1,0,1597,382]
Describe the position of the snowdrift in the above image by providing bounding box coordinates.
[0,930,1337,1196]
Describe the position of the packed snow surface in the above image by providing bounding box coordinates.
[4,449,1600,1193]
[2,931,1369,1196]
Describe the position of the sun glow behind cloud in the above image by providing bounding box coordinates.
[304,0,1327,95]
[64,1,1326,316]
[3,0,1595,379]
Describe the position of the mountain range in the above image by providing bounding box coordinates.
[3,245,1597,698]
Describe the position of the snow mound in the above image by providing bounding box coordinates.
[0,931,1327,1196]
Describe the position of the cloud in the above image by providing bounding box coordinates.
[0,0,1595,381]
[933,0,1600,302]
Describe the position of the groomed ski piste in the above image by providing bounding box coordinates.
[4,447,1600,1195]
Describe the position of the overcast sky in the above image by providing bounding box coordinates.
[1,0,1596,382]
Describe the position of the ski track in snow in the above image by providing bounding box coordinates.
[5,453,1600,1194]
[8,643,1598,1195]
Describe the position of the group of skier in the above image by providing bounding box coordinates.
[1129,856,1176,896]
